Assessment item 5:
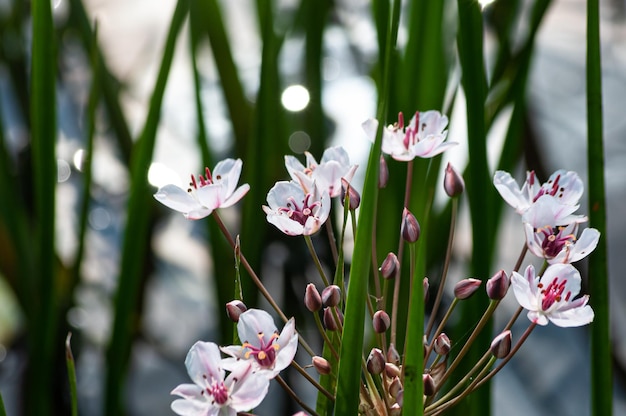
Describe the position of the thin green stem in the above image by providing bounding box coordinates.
[305,235,330,287]
[65,333,78,416]
[276,375,320,416]
[313,312,339,359]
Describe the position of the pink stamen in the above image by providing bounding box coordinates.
[540,277,570,311]
[243,332,280,368]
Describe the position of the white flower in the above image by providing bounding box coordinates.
[154,159,250,220]
[524,222,600,264]
[285,146,358,198]
[262,177,331,236]
[221,309,298,378]
[511,264,594,327]
[171,341,269,416]
[362,110,456,161]
[493,170,584,215]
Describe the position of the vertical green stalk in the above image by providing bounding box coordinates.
[29,0,57,414]
[104,1,189,414]
[65,334,78,416]
[334,0,401,413]
[586,0,611,414]
[453,1,492,415]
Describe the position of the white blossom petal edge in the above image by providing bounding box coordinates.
[171,341,269,416]
[154,159,250,220]
[511,264,594,327]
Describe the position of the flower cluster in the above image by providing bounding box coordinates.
[154,108,598,415]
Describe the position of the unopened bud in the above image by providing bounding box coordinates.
[401,208,420,243]
[486,269,510,300]
[323,307,343,331]
[379,155,389,188]
[490,330,512,358]
[433,333,451,356]
[387,343,400,365]
[322,285,341,307]
[423,373,436,396]
[380,252,400,279]
[454,278,482,300]
[312,356,331,375]
[225,300,247,322]
[366,348,385,375]
[395,389,403,407]
[304,283,322,312]
[389,403,402,416]
[372,310,390,333]
[388,376,402,398]
[341,178,361,210]
[385,362,401,378]
[444,162,465,197]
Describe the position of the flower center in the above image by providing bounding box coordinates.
[278,193,321,226]
[538,226,575,258]
[242,331,280,368]
[537,277,571,311]
[187,167,222,192]
[201,375,229,406]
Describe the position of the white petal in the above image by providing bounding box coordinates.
[567,227,600,263]
[237,309,278,348]
[228,365,270,411]
[320,146,350,165]
[527,310,549,326]
[511,271,536,311]
[171,383,202,399]
[540,264,581,298]
[493,171,529,213]
[185,341,224,387]
[154,184,205,215]
[548,305,594,327]
[171,398,210,416]
[361,118,379,141]
[220,184,250,208]
[265,212,305,236]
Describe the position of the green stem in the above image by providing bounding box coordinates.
[305,235,330,287]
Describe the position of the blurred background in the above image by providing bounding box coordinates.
[0,0,624,415]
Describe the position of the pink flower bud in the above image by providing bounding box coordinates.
[380,252,400,279]
[312,356,331,375]
[323,307,343,331]
[366,348,385,375]
[491,330,512,358]
[486,269,510,300]
[379,155,389,188]
[387,343,400,365]
[304,283,322,312]
[340,178,361,210]
[322,285,341,307]
[444,162,465,197]
[388,376,402,398]
[433,333,451,356]
[372,310,391,333]
[385,362,401,378]
[225,300,247,322]
[401,208,420,243]
[423,373,436,396]
[454,278,482,300]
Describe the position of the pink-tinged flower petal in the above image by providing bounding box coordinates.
[154,184,211,219]
[237,309,278,347]
[170,383,202,400]
[185,341,225,387]
[493,171,530,214]
[226,362,270,412]
[511,264,593,328]
[551,227,600,264]
[154,159,249,220]
[171,397,209,416]
[522,195,587,227]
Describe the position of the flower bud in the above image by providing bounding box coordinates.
[387,343,400,365]
[401,208,420,243]
[433,333,451,356]
[340,178,361,210]
[385,362,401,378]
[454,278,482,300]
[312,356,331,375]
[388,376,402,398]
[225,300,247,322]
[323,307,343,331]
[372,310,390,333]
[389,403,402,416]
[490,330,512,358]
[304,283,322,312]
[486,269,510,300]
[444,162,465,197]
[423,373,436,396]
[322,285,341,307]
[380,252,400,279]
[366,348,385,375]
[379,155,389,188]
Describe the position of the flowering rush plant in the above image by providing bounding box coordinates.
[154,110,598,415]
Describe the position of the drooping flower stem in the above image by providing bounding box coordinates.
[276,375,320,416]
[305,235,331,287]
[426,197,459,337]
[390,159,415,346]
[313,312,339,359]
[424,298,459,364]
